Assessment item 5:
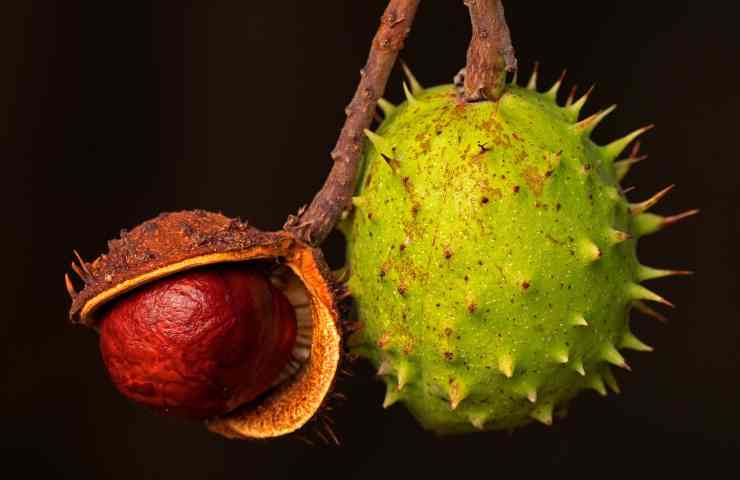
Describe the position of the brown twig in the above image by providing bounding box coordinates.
[284,0,421,246]
[462,0,516,102]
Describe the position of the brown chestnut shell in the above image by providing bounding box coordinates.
[67,210,341,439]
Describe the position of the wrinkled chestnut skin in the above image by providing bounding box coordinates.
[99,265,297,419]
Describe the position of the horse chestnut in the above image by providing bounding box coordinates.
[99,264,297,419]
[68,210,340,438]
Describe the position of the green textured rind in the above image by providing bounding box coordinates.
[345,84,641,434]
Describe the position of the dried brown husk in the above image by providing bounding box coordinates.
[67,210,341,439]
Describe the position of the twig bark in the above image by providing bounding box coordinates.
[285,0,421,246]
[462,0,516,102]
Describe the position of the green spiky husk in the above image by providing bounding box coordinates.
[343,81,665,434]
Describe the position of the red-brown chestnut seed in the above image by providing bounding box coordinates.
[99,264,297,419]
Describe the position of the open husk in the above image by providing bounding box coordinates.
[67,210,341,439]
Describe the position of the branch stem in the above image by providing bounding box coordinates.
[285,0,421,245]
[462,0,516,102]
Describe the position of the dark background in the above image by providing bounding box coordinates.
[4,1,738,478]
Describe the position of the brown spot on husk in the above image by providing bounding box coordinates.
[523,166,545,197]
